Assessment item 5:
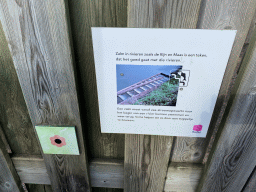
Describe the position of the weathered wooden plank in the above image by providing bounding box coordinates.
[242,166,256,192]
[0,15,41,156]
[0,10,49,191]
[197,24,256,192]
[171,136,205,163]
[0,126,23,191]
[234,18,256,192]
[12,156,124,188]
[128,0,201,28]
[124,134,172,191]
[173,0,256,164]
[12,155,51,185]
[89,159,124,189]
[125,0,202,190]
[125,135,172,191]
[11,156,203,190]
[26,184,53,192]
[237,10,256,67]
[0,123,12,154]
[245,11,256,45]
[197,0,256,164]
[129,0,205,165]
[67,0,127,160]
[164,163,203,192]
[0,0,91,191]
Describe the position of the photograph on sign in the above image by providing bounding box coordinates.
[92,28,236,137]
[116,64,182,106]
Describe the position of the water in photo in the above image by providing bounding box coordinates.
[116,65,183,106]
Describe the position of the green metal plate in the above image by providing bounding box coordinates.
[35,126,79,155]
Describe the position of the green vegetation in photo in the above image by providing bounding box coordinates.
[134,79,179,106]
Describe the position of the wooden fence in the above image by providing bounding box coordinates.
[0,0,256,191]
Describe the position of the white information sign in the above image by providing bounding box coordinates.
[92,28,236,137]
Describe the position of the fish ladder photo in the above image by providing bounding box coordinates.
[116,64,183,106]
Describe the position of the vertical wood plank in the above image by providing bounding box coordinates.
[0,15,41,155]
[125,0,202,190]
[197,0,256,164]
[0,125,23,192]
[128,0,201,28]
[242,166,256,192]
[125,135,173,192]
[0,123,12,154]
[0,0,91,191]
[67,0,127,160]
[173,0,256,164]
[0,5,50,191]
[198,23,256,192]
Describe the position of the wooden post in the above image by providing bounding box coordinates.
[197,24,256,192]
[0,0,91,191]
[0,126,23,191]
[173,0,256,165]
[0,14,41,157]
[67,0,127,160]
[198,0,256,164]
[124,0,201,191]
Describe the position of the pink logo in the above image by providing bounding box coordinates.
[193,125,202,132]
[50,135,66,147]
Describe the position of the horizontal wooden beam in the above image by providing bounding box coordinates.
[164,163,203,192]
[11,155,50,185]
[11,155,203,190]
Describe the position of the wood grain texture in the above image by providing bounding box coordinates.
[12,155,51,185]
[242,166,256,192]
[0,126,23,192]
[67,0,127,160]
[0,123,12,153]
[129,0,205,164]
[0,0,90,191]
[164,162,203,192]
[197,24,256,192]
[126,1,203,190]
[12,156,124,188]
[11,155,203,190]
[233,23,256,192]
[128,0,201,28]
[124,135,173,192]
[171,136,206,163]
[197,0,256,164]
[0,16,41,155]
[244,11,256,44]
[90,159,124,189]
